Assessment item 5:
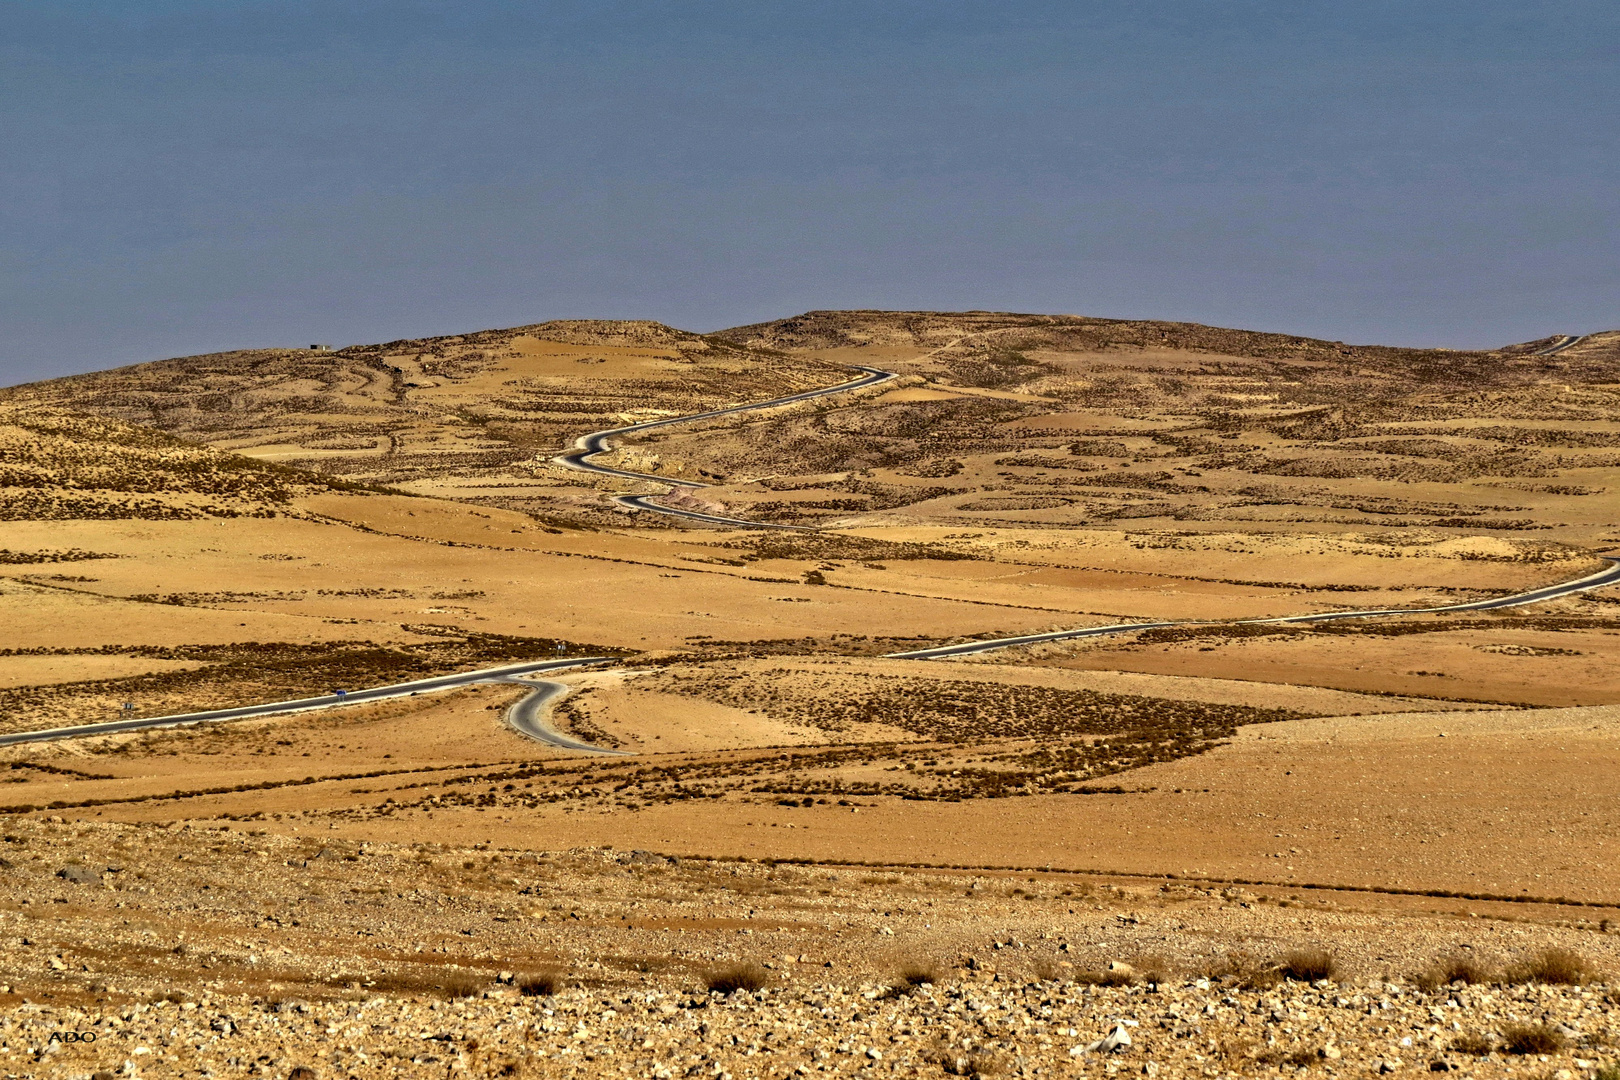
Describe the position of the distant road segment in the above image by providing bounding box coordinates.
[554,366,896,528]
[1532,335,1585,356]
[608,493,816,531]
[887,558,1620,659]
[0,657,612,748]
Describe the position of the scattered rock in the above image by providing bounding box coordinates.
[1082,1022,1134,1054]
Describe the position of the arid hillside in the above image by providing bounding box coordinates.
[0,404,376,522]
[0,320,838,526]
[10,311,1619,544]
[714,309,1618,381]
[625,312,1620,548]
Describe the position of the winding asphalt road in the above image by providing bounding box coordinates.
[494,675,632,755]
[0,657,613,750]
[10,360,1620,748]
[14,558,1617,748]
[1533,334,1586,356]
[885,557,1620,659]
[554,365,896,529]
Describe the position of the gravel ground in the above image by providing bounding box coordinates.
[8,975,1619,1078]
[2,817,1618,1079]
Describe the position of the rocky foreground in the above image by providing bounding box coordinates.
[2,817,1618,1078]
[8,972,1620,1079]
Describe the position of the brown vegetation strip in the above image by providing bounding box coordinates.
[662,852,1620,913]
[0,760,512,814]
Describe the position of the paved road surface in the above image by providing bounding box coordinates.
[1533,334,1586,356]
[0,657,612,749]
[887,558,1620,659]
[494,675,631,754]
[555,366,896,528]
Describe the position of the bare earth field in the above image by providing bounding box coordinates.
[2,311,1620,1078]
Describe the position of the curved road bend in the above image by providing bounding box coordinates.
[554,365,897,529]
[1533,334,1585,356]
[887,557,1620,660]
[0,657,613,749]
[493,676,632,755]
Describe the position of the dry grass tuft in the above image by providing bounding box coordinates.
[886,962,941,996]
[1506,947,1595,985]
[704,962,769,996]
[1132,956,1171,985]
[1255,1046,1322,1069]
[1205,951,1279,989]
[1031,960,1069,984]
[1416,955,1489,991]
[926,1045,1006,1077]
[1074,968,1137,988]
[1500,1023,1564,1055]
[518,969,564,997]
[441,973,486,999]
[1450,1032,1493,1056]
[1278,949,1337,983]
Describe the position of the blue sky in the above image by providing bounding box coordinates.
[2,1,1616,382]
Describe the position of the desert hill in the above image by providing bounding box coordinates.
[714,309,1620,385]
[0,318,838,525]
[9,311,1619,540]
[597,312,1620,556]
[2,308,1617,716]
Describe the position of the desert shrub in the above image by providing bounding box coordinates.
[1450,1032,1493,1056]
[1074,968,1136,988]
[1506,948,1594,985]
[1501,1023,1564,1055]
[440,973,486,999]
[1132,956,1170,985]
[287,1068,318,1080]
[1278,949,1337,983]
[889,963,940,995]
[1205,952,1279,989]
[896,457,964,478]
[927,1045,1006,1077]
[1416,956,1489,991]
[704,963,768,995]
[1255,1047,1321,1068]
[518,969,563,997]
[1592,1065,1620,1080]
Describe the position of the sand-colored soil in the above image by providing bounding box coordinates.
[1010,616,1620,707]
[0,654,208,690]
[5,677,1616,906]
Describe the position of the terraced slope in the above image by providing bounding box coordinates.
[655,313,1620,546]
[0,405,373,521]
[1,321,839,525]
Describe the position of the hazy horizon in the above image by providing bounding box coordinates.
[4,1,1616,383]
